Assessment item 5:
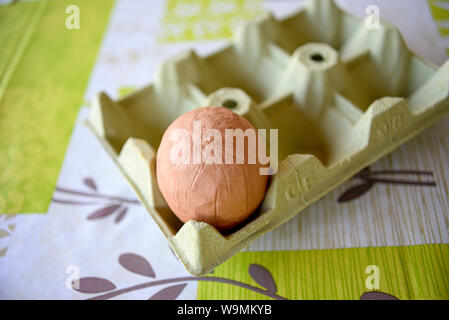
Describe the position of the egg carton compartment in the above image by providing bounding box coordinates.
[87,0,449,275]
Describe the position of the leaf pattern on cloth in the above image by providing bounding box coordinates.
[0,247,7,257]
[72,252,289,300]
[69,250,404,300]
[87,204,122,220]
[148,283,187,300]
[0,214,16,258]
[74,277,117,294]
[338,180,375,203]
[0,229,10,239]
[338,167,436,203]
[114,207,128,223]
[119,253,156,278]
[360,291,399,300]
[83,177,98,191]
[52,177,137,223]
[248,264,277,293]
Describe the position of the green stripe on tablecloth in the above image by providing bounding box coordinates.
[0,0,115,213]
[197,244,449,300]
[439,27,449,36]
[0,1,40,82]
[160,0,265,42]
[429,0,449,21]
[428,1,449,58]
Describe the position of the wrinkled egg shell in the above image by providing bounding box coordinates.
[156,106,269,231]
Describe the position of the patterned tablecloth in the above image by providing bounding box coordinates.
[0,0,449,299]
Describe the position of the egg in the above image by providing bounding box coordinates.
[156,106,269,231]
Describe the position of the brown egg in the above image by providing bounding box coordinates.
[156,106,269,231]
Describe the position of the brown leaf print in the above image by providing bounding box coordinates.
[74,277,117,294]
[0,214,16,259]
[52,177,140,225]
[148,283,187,300]
[83,177,98,191]
[4,214,16,221]
[114,207,128,223]
[119,253,156,278]
[76,252,287,300]
[248,264,277,293]
[360,291,399,300]
[0,247,7,257]
[53,177,140,225]
[87,204,121,220]
[0,228,10,239]
[338,180,375,203]
[339,167,437,203]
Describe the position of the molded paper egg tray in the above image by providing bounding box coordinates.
[88,0,449,275]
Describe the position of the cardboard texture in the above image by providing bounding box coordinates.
[88,0,449,275]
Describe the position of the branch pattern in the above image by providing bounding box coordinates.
[73,253,288,300]
[338,167,436,203]
[52,177,140,224]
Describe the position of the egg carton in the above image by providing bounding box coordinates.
[87,0,449,275]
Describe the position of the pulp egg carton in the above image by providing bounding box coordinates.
[88,0,449,275]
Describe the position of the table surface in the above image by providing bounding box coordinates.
[0,0,448,300]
